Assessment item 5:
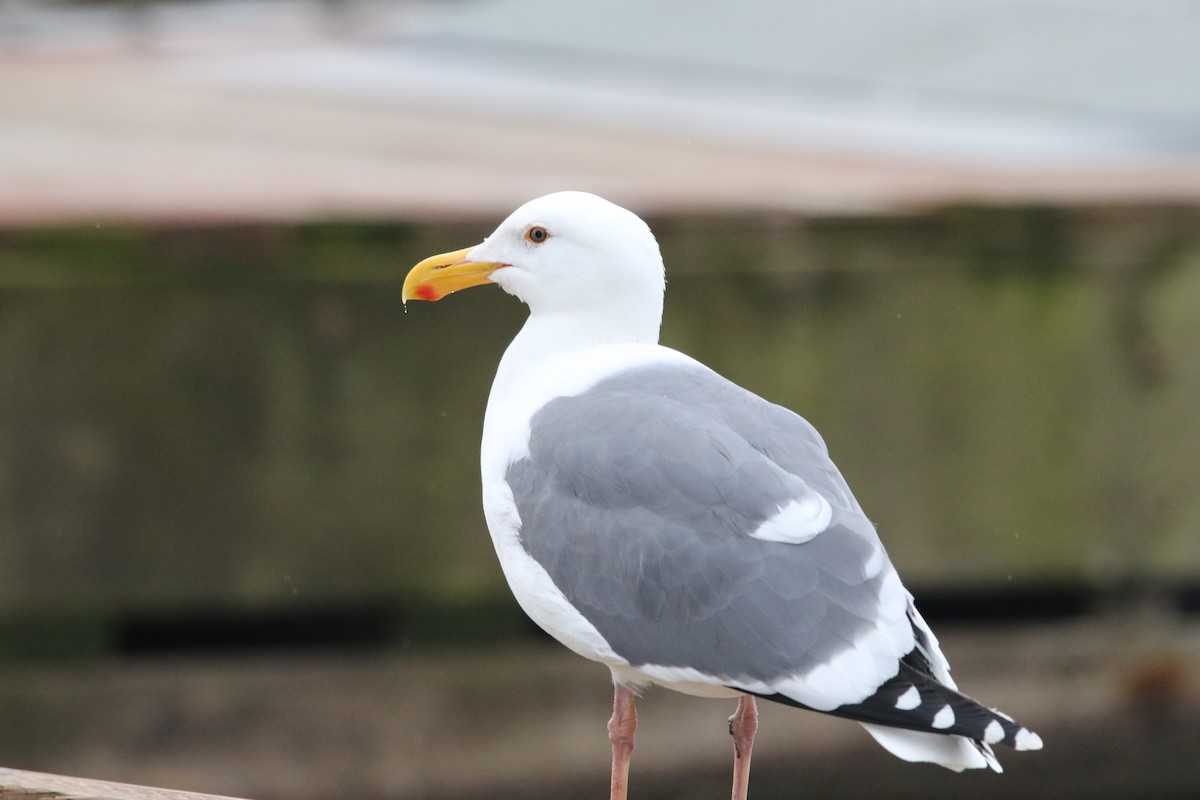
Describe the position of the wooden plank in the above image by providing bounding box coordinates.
[0,768,251,800]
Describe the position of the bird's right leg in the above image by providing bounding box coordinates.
[608,683,638,800]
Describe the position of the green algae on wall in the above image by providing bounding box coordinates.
[0,207,1196,642]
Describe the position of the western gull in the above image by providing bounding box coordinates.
[402,191,1042,800]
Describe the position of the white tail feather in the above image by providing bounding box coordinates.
[861,723,1002,772]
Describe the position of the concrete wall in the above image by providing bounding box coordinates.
[1,205,1197,647]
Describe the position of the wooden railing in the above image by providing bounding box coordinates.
[0,768,249,800]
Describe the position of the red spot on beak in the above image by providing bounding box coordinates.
[414,283,441,301]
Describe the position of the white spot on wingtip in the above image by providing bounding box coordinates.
[931,705,955,729]
[895,685,921,710]
[1015,728,1043,750]
[983,719,1005,744]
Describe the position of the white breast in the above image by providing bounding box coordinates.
[478,339,694,669]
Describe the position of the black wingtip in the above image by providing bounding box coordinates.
[750,659,1041,752]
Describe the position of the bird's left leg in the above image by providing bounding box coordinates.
[608,682,638,800]
[729,694,759,800]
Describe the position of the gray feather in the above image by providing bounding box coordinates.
[505,362,894,683]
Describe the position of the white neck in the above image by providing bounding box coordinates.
[481,302,663,474]
[509,294,658,371]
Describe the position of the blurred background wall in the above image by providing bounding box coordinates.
[1,2,1198,799]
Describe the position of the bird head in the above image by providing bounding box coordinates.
[403,192,666,328]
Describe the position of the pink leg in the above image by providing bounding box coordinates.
[608,683,638,800]
[729,695,759,800]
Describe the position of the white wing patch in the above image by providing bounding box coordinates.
[749,492,833,545]
[762,567,914,711]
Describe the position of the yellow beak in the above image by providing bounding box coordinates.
[402,245,504,303]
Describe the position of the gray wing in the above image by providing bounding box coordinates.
[505,361,896,686]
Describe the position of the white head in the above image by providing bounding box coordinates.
[403,191,665,343]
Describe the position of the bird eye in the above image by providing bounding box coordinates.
[525,226,549,244]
